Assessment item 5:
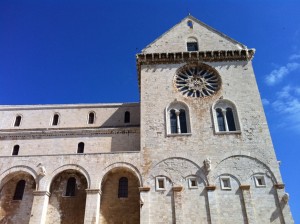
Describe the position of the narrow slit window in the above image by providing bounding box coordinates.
[118,177,128,198]
[216,108,225,131]
[179,109,187,133]
[14,116,22,127]
[77,142,84,153]
[170,109,177,133]
[226,108,236,131]
[13,180,26,200]
[88,112,95,124]
[187,20,193,29]
[65,177,76,196]
[52,114,59,126]
[12,145,19,156]
[156,177,166,191]
[124,111,130,123]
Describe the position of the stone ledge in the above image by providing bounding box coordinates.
[85,189,101,194]
[206,185,216,191]
[172,186,183,192]
[274,183,285,189]
[33,191,51,197]
[139,186,150,192]
[240,185,250,190]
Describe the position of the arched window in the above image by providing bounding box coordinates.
[124,111,130,123]
[14,115,22,127]
[166,101,191,135]
[187,37,198,51]
[118,177,128,198]
[187,20,193,29]
[65,177,76,196]
[12,145,20,156]
[213,100,240,133]
[77,142,84,153]
[52,114,59,126]
[88,112,95,124]
[13,180,26,200]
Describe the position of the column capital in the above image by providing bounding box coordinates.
[274,183,285,189]
[172,186,183,192]
[33,190,51,197]
[139,186,150,192]
[85,189,102,194]
[206,185,216,191]
[240,185,250,190]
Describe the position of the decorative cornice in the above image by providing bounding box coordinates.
[33,191,51,197]
[206,185,216,191]
[239,185,250,190]
[139,186,150,192]
[136,49,255,90]
[274,183,285,189]
[86,189,102,194]
[172,186,183,192]
[0,126,140,140]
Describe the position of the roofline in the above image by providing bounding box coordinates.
[141,15,247,53]
[0,102,140,111]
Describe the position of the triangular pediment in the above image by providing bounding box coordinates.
[142,15,247,53]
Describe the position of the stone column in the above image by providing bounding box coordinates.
[222,109,229,132]
[175,110,181,134]
[173,186,183,224]
[139,186,150,224]
[29,191,50,224]
[239,185,256,224]
[274,184,294,224]
[84,189,101,224]
[206,185,219,224]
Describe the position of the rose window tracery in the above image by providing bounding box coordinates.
[174,65,221,98]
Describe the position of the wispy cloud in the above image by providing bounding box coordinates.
[289,54,300,61]
[262,98,270,106]
[265,62,300,85]
[272,85,300,132]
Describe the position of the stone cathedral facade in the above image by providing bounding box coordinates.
[0,15,294,224]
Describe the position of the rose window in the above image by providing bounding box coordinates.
[174,65,221,98]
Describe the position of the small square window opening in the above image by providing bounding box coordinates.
[156,177,166,191]
[220,177,231,190]
[188,178,198,189]
[254,176,266,187]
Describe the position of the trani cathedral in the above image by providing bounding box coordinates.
[0,15,294,224]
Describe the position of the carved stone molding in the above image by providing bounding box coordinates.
[239,185,250,190]
[172,186,183,192]
[274,183,285,189]
[85,189,102,195]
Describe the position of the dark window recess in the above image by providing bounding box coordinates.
[88,112,95,124]
[118,177,128,198]
[191,179,197,187]
[77,142,84,153]
[65,177,76,196]
[124,111,130,123]
[216,109,226,131]
[12,145,20,156]
[170,110,177,133]
[52,114,59,126]
[187,20,193,28]
[187,42,198,51]
[226,108,236,131]
[14,116,21,127]
[158,179,164,188]
[13,180,26,200]
[179,109,187,133]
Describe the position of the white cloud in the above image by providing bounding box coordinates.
[272,86,300,132]
[265,62,300,85]
[262,98,270,106]
[289,54,300,61]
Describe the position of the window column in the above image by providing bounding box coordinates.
[175,110,181,134]
[221,109,229,132]
[84,189,101,224]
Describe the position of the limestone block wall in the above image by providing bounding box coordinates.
[0,103,140,130]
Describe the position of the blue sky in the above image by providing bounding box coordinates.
[0,0,299,221]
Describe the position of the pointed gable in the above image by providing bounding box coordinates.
[142,15,247,53]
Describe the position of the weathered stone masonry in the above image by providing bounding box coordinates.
[0,15,294,223]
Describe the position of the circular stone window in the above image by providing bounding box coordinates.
[174,64,221,98]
